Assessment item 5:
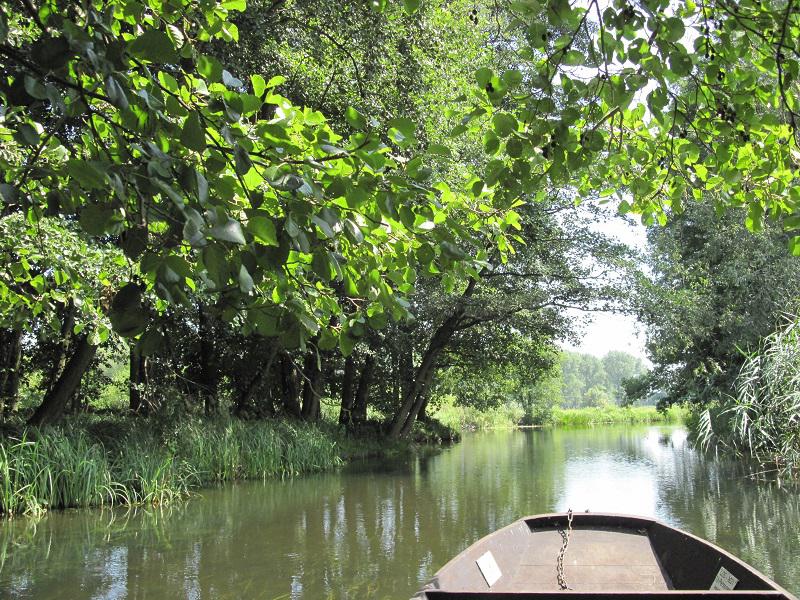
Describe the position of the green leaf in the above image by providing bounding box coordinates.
[475,67,493,88]
[197,55,223,81]
[339,332,356,357]
[440,241,468,260]
[266,75,286,89]
[502,69,523,88]
[251,74,266,98]
[563,50,585,66]
[668,52,693,76]
[248,216,278,246]
[344,219,364,244]
[387,117,416,147]
[312,250,332,281]
[222,69,243,88]
[105,76,129,110]
[234,144,253,174]
[66,159,106,189]
[663,17,685,43]
[80,205,121,236]
[311,214,335,239]
[403,0,420,14]
[239,265,254,293]
[137,328,165,356]
[428,143,452,157]
[0,11,8,44]
[222,0,247,10]
[346,106,367,130]
[14,123,39,146]
[202,244,228,286]
[109,284,148,337]
[492,113,517,137]
[209,218,246,244]
[128,30,179,64]
[285,216,300,238]
[0,184,17,206]
[180,112,206,152]
[119,226,148,259]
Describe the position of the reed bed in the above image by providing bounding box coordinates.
[433,400,684,431]
[552,405,686,427]
[0,418,342,517]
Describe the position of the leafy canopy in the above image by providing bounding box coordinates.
[2,0,800,353]
[452,0,800,246]
[0,0,514,353]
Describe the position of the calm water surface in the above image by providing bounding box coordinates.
[1,426,799,599]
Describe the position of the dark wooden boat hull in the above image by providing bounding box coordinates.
[413,513,797,600]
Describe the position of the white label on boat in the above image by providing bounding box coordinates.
[710,566,739,590]
[476,551,502,587]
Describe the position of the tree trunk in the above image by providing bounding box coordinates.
[197,302,219,416]
[235,343,277,416]
[44,300,76,392]
[280,354,301,418]
[300,351,321,421]
[399,344,412,406]
[352,355,374,426]
[28,336,97,426]
[417,393,431,423]
[129,347,149,414]
[338,355,356,426]
[387,279,477,439]
[399,382,434,438]
[0,328,22,416]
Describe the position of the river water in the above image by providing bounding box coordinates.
[1,426,798,599]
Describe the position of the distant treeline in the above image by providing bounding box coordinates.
[557,351,649,408]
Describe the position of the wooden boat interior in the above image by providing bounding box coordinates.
[415,513,796,600]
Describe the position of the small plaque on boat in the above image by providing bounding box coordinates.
[710,566,739,590]
[476,551,502,587]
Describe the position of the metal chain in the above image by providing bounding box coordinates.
[556,508,574,590]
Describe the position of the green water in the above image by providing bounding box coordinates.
[1,426,798,599]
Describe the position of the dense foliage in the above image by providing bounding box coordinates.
[1,0,800,456]
[560,350,648,408]
[635,202,800,406]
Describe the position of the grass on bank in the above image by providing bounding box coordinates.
[552,404,687,427]
[432,397,686,431]
[0,416,408,518]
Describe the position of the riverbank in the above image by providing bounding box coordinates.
[552,404,687,427]
[0,415,445,518]
[432,402,686,431]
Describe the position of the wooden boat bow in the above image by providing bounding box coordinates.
[413,512,797,600]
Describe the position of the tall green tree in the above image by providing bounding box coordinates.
[635,201,800,405]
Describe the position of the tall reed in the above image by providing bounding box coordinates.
[0,418,344,517]
[695,316,800,479]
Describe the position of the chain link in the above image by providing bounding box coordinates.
[556,508,574,590]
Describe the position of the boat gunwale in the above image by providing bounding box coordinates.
[417,513,797,600]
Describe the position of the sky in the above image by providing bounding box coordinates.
[560,214,651,362]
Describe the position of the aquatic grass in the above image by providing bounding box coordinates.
[111,443,196,506]
[0,430,114,516]
[0,417,348,517]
